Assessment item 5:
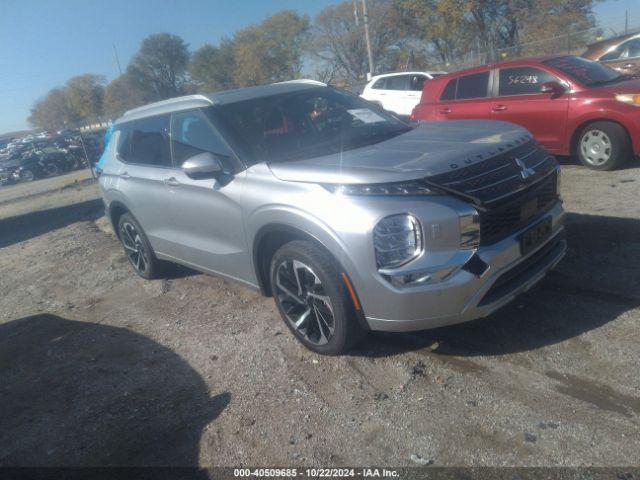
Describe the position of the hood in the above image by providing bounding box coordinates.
[592,77,640,94]
[268,120,531,185]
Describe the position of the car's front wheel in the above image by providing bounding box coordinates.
[577,121,631,171]
[117,213,161,280]
[270,240,365,355]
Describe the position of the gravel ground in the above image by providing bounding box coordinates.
[0,160,638,467]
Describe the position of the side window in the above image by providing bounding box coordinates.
[498,67,557,96]
[622,38,640,58]
[127,115,172,167]
[372,78,386,89]
[171,109,232,167]
[456,72,490,100]
[410,75,427,91]
[600,48,622,62]
[116,123,133,161]
[385,75,411,90]
[440,79,457,101]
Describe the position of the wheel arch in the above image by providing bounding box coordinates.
[108,201,130,238]
[569,118,632,157]
[252,222,368,331]
[252,223,331,297]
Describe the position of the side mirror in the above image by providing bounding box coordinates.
[182,151,227,180]
[540,81,566,97]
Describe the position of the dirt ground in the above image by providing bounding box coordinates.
[0,160,638,467]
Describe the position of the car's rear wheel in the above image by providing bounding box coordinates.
[45,163,60,176]
[577,121,631,171]
[117,213,161,280]
[270,240,365,355]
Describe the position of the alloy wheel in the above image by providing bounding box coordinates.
[120,222,149,274]
[580,129,612,166]
[274,259,335,345]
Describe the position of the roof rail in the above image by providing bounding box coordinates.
[273,79,326,86]
[122,94,214,118]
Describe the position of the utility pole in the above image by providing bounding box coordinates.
[624,10,629,34]
[361,0,375,80]
[353,0,359,26]
[112,44,123,75]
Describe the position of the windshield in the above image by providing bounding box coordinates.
[206,87,411,164]
[544,56,622,86]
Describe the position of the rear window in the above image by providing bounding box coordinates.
[116,115,172,167]
[456,72,490,99]
[440,79,457,100]
[384,75,410,91]
[409,75,427,91]
[372,78,386,89]
[440,72,490,101]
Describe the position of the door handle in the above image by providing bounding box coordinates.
[119,172,130,180]
[623,63,635,69]
[439,107,451,114]
[492,105,507,112]
[164,177,180,187]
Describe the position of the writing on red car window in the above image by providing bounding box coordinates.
[508,75,539,84]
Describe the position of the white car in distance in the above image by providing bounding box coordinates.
[360,71,446,116]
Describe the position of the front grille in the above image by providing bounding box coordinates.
[427,139,560,245]
[479,171,558,245]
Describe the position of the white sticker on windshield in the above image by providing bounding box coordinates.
[347,108,386,124]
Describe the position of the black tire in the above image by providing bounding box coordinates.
[577,121,631,171]
[45,163,60,176]
[117,213,161,280]
[270,240,365,355]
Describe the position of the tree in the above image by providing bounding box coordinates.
[103,74,151,117]
[127,33,190,101]
[65,74,105,120]
[394,0,597,66]
[232,11,310,86]
[28,74,105,130]
[28,88,73,130]
[189,40,236,92]
[310,0,408,83]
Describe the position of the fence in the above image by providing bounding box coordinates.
[385,11,639,74]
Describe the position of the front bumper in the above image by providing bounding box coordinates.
[364,201,566,331]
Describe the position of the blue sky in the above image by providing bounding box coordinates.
[0,0,636,133]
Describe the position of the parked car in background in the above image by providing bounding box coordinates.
[100,81,565,354]
[583,32,640,77]
[361,71,446,116]
[0,151,50,183]
[411,55,640,170]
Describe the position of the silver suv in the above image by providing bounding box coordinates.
[98,81,566,354]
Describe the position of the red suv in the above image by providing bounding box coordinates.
[411,55,640,170]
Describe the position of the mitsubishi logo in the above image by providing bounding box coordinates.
[515,158,536,180]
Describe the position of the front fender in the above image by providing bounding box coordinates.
[247,204,364,291]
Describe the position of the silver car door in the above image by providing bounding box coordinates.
[115,115,177,256]
[166,109,252,284]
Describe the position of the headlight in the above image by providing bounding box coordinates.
[615,94,640,106]
[324,180,437,196]
[373,214,422,269]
